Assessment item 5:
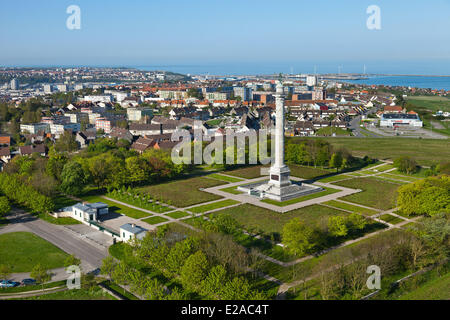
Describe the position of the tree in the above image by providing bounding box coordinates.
[165,239,194,275]
[54,130,79,152]
[282,218,319,256]
[180,251,209,291]
[0,264,11,280]
[397,175,450,217]
[31,264,52,290]
[64,254,81,268]
[201,265,228,298]
[393,156,418,174]
[60,161,86,196]
[346,213,367,232]
[328,216,348,238]
[0,196,10,217]
[329,153,343,172]
[100,256,117,280]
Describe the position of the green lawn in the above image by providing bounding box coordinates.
[288,164,332,180]
[80,195,151,219]
[316,174,352,183]
[37,213,81,225]
[207,173,244,183]
[379,214,405,225]
[211,204,350,240]
[323,200,380,216]
[224,165,265,179]
[288,137,450,166]
[332,177,401,210]
[188,199,240,214]
[315,126,351,136]
[0,232,69,272]
[52,194,78,210]
[137,177,226,207]
[261,187,341,207]
[219,186,241,194]
[142,216,170,225]
[397,270,450,300]
[165,211,190,219]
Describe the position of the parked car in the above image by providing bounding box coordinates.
[21,278,36,286]
[0,280,20,288]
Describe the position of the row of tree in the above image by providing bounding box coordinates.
[102,225,266,300]
[0,173,54,214]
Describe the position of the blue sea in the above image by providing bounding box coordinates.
[135,64,450,91]
[345,76,450,91]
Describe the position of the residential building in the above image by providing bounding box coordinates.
[120,223,148,243]
[127,107,153,122]
[20,123,49,134]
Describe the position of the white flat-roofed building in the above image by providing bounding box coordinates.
[50,122,81,135]
[20,123,49,134]
[127,107,153,122]
[380,113,423,127]
[82,95,113,103]
[120,223,147,243]
[64,202,109,223]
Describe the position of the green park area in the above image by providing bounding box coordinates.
[142,216,170,225]
[288,164,331,180]
[207,173,244,183]
[210,203,350,240]
[332,177,401,210]
[292,137,450,166]
[315,126,351,136]
[323,200,380,216]
[188,199,240,214]
[224,165,265,179]
[137,177,226,207]
[0,232,69,272]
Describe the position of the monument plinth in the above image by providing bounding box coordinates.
[238,81,322,202]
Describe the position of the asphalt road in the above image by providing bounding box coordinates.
[4,209,109,270]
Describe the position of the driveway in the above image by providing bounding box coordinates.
[3,209,109,270]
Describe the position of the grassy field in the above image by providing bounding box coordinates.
[207,173,244,183]
[379,214,404,225]
[288,164,332,180]
[37,213,81,225]
[316,174,353,183]
[224,165,265,179]
[165,211,190,219]
[332,177,401,210]
[142,216,170,225]
[397,270,450,300]
[323,200,380,216]
[0,232,69,272]
[80,195,151,219]
[288,137,450,166]
[315,126,351,136]
[261,187,341,207]
[137,177,226,207]
[211,204,349,240]
[188,199,240,214]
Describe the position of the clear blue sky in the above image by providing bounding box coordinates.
[1,0,450,74]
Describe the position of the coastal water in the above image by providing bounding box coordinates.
[135,65,450,91]
[345,76,450,91]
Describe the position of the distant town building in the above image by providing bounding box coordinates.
[127,107,153,122]
[10,79,19,90]
[380,113,423,128]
